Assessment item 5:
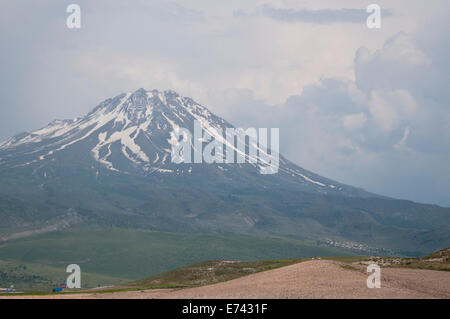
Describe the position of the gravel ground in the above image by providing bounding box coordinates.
[3,260,450,299]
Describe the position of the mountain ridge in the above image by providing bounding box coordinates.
[0,88,369,197]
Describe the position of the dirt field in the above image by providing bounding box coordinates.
[2,260,450,299]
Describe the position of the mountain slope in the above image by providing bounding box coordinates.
[0,88,449,256]
[0,88,366,196]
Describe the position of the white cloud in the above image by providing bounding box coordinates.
[210,25,450,205]
[237,4,393,24]
[342,112,367,131]
[367,90,417,134]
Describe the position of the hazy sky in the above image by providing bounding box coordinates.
[1,0,449,206]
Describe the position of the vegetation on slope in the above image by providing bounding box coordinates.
[127,259,305,289]
[0,226,354,291]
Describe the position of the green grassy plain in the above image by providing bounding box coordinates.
[0,226,354,291]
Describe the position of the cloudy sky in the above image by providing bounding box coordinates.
[1,0,449,206]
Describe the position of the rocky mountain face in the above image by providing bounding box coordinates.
[0,88,363,195]
[0,88,449,255]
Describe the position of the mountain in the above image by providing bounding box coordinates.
[0,88,366,196]
[0,88,449,259]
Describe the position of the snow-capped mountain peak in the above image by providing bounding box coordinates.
[0,89,229,170]
[0,89,363,196]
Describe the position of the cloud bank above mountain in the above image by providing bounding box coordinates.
[234,4,393,24]
[212,28,450,206]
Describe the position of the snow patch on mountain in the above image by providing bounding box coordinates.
[0,88,354,195]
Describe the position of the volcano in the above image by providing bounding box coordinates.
[0,88,449,256]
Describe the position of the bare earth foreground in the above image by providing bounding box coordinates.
[2,260,450,299]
